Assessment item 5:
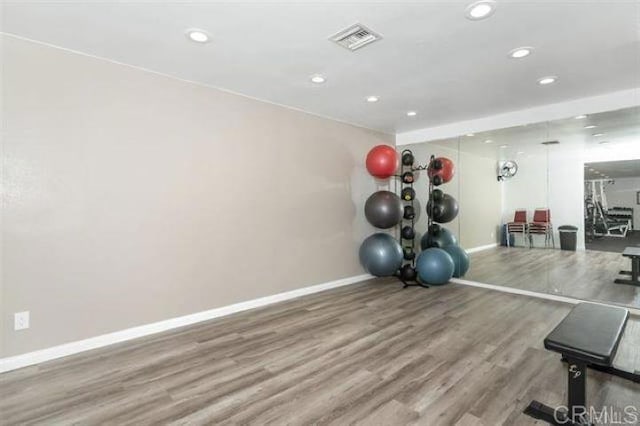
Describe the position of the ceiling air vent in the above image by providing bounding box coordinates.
[541,140,560,145]
[330,23,382,51]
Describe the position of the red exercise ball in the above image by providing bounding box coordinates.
[366,145,398,179]
[427,157,455,185]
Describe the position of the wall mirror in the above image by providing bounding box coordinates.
[406,105,640,308]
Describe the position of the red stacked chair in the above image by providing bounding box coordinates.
[506,209,528,247]
[528,208,554,248]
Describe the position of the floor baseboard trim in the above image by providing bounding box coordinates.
[466,243,498,254]
[451,278,640,316]
[0,273,373,373]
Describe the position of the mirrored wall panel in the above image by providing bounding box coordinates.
[406,106,640,308]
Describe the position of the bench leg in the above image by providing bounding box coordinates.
[525,358,591,425]
[567,360,587,421]
[615,259,640,285]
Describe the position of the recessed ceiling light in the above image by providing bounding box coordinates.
[366,96,379,103]
[407,111,417,117]
[592,133,605,137]
[575,115,588,120]
[500,145,508,149]
[584,125,598,129]
[508,47,533,59]
[310,74,326,84]
[537,76,558,85]
[598,141,610,144]
[185,29,211,43]
[466,133,475,137]
[465,0,496,20]
[484,139,493,144]
[517,151,525,155]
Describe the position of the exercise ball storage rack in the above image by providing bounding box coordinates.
[361,145,464,288]
[396,152,437,289]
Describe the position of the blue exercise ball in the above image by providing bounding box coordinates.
[416,248,455,285]
[442,245,470,278]
[420,226,458,250]
[359,233,403,277]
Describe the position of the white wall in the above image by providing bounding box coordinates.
[585,140,640,163]
[548,147,586,249]
[500,153,549,246]
[501,146,586,250]
[604,177,640,229]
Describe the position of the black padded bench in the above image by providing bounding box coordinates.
[524,303,639,425]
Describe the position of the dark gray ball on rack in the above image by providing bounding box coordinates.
[426,193,459,224]
[401,226,415,240]
[399,264,417,281]
[365,191,403,229]
[403,205,416,220]
[401,152,415,166]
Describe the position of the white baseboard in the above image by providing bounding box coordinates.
[451,278,640,316]
[466,243,499,254]
[0,273,373,373]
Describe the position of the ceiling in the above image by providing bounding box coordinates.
[585,159,640,180]
[2,0,640,134]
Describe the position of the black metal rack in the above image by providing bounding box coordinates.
[396,150,434,289]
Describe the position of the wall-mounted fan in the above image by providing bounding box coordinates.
[497,160,518,181]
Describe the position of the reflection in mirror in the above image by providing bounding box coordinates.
[546,107,640,306]
[402,137,461,255]
[453,106,640,309]
[459,122,551,293]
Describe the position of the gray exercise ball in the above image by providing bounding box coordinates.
[365,191,403,229]
[359,233,403,277]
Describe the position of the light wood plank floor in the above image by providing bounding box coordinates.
[467,247,640,308]
[1,281,639,425]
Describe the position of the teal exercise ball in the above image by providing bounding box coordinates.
[442,245,470,278]
[359,233,403,277]
[420,226,458,250]
[416,248,454,285]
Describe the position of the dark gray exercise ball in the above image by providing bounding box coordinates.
[365,191,403,229]
[426,193,459,224]
[359,233,403,277]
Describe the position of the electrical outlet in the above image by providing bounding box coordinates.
[14,311,30,331]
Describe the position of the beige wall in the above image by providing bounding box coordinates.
[1,36,392,357]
